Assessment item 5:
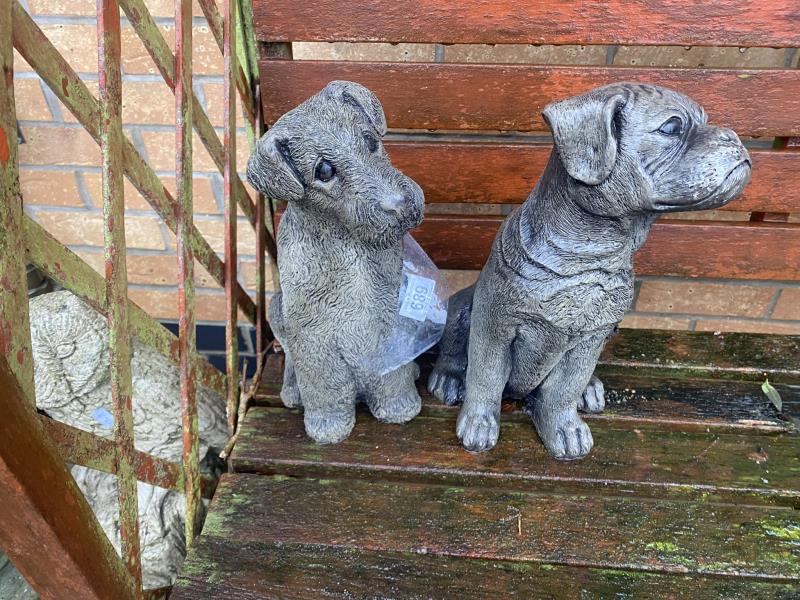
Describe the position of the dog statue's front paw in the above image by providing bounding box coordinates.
[280,382,303,408]
[456,404,500,452]
[369,389,422,424]
[532,407,593,460]
[427,369,465,406]
[577,375,605,413]
[304,409,355,445]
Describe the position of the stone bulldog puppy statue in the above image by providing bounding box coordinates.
[429,83,751,459]
[247,81,425,444]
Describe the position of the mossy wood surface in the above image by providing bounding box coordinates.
[173,330,799,597]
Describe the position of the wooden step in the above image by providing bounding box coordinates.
[231,406,800,507]
[173,537,799,599]
[172,474,800,598]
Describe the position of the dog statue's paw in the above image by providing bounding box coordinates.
[304,409,355,445]
[532,407,593,460]
[577,375,605,413]
[456,404,500,452]
[369,389,422,424]
[427,369,465,406]
[280,382,303,408]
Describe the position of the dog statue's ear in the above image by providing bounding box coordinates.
[542,91,628,186]
[324,80,388,136]
[246,128,305,201]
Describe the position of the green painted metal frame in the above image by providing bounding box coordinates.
[0,0,272,595]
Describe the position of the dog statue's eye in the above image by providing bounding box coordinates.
[658,116,684,136]
[364,133,379,153]
[315,160,336,182]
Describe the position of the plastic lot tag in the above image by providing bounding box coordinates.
[363,234,448,375]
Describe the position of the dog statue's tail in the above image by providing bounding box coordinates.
[427,284,475,405]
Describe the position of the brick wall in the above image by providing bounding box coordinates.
[14,2,800,337]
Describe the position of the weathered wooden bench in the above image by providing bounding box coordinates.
[173,2,800,597]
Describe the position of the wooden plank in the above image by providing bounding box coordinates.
[408,216,800,279]
[599,328,800,383]
[0,356,137,600]
[256,354,798,432]
[260,61,800,137]
[253,0,800,47]
[386,142,800,213]
[96,0,142,587]
[194,474,800,579]
[173,539,800,599]
[232,407,799,507]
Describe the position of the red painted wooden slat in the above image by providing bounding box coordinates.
[260,61,800,138]
[253,0,800,47]
[384,143,800,213]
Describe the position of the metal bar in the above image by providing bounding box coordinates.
[254,83,268,356]
[97,0,143,590]
[175,0,201,546]
[224,0,239,435]
[0,0,35,407]
[23,216,227,398]
[0,355,137,600]
[11,1,258,323]
[40,416,216,498]
[118,0,276,263]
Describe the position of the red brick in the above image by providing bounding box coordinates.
[83,172,218,213]
[14,49,33,73]
[19,126,100,166]
[122,81,176,125]
[201,82,248,129]
[35,210,166,250]
[28,0,94,15]
[38,24,98,73]
[192,26,223,76]
[82,171,152,211]
[128,288,238,321]
[771,289,800,321]
[694,319,800,335]
[14,79,51,121]
[20,170,84,207]
[141,130,218,172]
[76,250,219,288]
[194,218,257,256]
[619,314,692,331]
[239,260,276,292]
[442,270,479,295]
[121,24,175,76]
[635,280,777,317]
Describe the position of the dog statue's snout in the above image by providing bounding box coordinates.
[379,193,407,214]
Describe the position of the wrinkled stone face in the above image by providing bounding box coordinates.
[543,82,751,218]
[623,85,751,212]
[247,80,424,247]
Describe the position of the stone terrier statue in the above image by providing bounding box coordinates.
[247,81,426,444]
[428,83,752,460]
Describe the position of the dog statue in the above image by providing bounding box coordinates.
[247,81,425,444]
[428,83,751,459]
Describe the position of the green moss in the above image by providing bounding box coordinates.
[645,541,680,553]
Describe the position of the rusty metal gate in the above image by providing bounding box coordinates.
[0,0,274,597]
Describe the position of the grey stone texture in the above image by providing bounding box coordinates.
[247,81,426,444]
[428,83,751,460]
[28,290,227,589]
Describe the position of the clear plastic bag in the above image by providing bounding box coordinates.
[362,234,448,375]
